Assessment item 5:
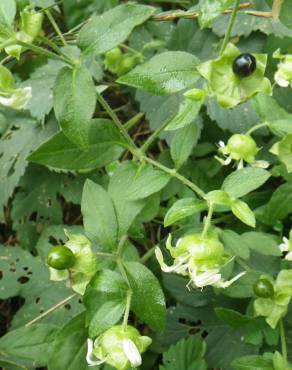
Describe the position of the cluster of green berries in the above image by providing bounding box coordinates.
[104,47,142,76]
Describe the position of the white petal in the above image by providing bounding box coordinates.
[123,339,142,367]
[279,237,289,252]
[193,270,222,288]
[237,160,244,170]
[224,157,232,165]
[275,72,290,87]
[86,339,105,366]
[285,251,292,261]
[219,141,225,148]
[216,271,246,288]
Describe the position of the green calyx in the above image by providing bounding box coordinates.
[93,325,152,370]
[197,43,272,108]
[221,134,258,163]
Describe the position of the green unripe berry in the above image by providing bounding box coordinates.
[117,56,137,76]
[253,278,274,298]
[47,245,76,270]
[105,48,122,66]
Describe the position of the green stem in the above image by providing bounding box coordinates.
[280,319,288,362]
[124,112,144,131]
[95,90,206,198]
[96,252,114,258]
[202,203,214,237]
[246,122,269,135]
[117,235,128,257]
[140,247,156,263]
[38,35,71,60]
[45,10,67,47]
[220,0,241,55]
[272,0,283,20]
[143,156,206,198]
[236,257,251,271]
[16,40,75,66]
[122,289,133,330]
[117,258,131,287]
[96,91,140,156]
[141,116,173,154]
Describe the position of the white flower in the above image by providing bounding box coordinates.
[0,86,32,110]
[279,236,289,252]
[86,339,105,367]
[122,339,142,367]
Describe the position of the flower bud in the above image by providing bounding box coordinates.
[223,134,258,163]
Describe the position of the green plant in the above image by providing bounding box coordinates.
[1,0,292,369]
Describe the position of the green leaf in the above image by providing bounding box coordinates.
[220,230,250,260]
[242,232,281,257]
[125,262,166,331]
[197,43,272,109]
[231,199,256,228]
[222,168,271,198]
[170,120,201,169]
[270,133,292,173]
[88,300,125,338]
[206,98,260,133]
[28,119,125,171]
[268,119,292,137]
[77,3,155,53]
[263,183,292,224]
[166,97,203,131]
[215,307,252,328]
[0,324,58,368]
[108,162,169,236]
[53,66,96,148]
[0,116,56,217]
[253,94,292,122]
[164,198,207,227]
[160,336,207,370]
[204,190,231,205]
[0,0,16,28]
[232,355,274,370]
[81,179,118,251]
[48,313,88,370]
[118,51,200,95]
[198,0,233,28]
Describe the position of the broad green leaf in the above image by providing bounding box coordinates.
[53,66,96,148]
[48,313,88,370]
[118,51,200,95]
[253,94,292,122]
[198,0,233,28]
[0,115,56,217]
[160,336,207,370]
[28,119,125,170]
[197,43,272,109]
[224,270,259,298]
[231,199,256,228]
[88,300,125,338]
[242,232,281,257]
[206,98,260,133]
[232,355,274,370]
[268,119,292,136]
[263,183,292,224]
[220,230,250,260]
[166,97,203,131]
[222,168,271,198]
[215,307,252,328]
[213,12,292,39]
[170,120,201,168]
[0,324,58,368]
[81,179,118,251]
[204,190,231,206]
[270,133,292,173]
[108,162,169,235]
[125,262,166,331]
[164,198,207,227]
[0,0,16,28]
[77,3,155,53]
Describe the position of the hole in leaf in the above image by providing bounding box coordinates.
[9,267,16,272]
[27,271,32,275]
[17,276,29,284]
[0,271,3,279]
[23,267,29,271]
[78,299,82,304]
[49,236,59,245]
[35,297,40,304]
[64,304,71,311]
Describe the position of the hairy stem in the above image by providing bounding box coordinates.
[202,203,214,237]
[272,0,283,20]
[45,10,67,47]
[25,294,77,326]
[140,116,173,154]
[220,0,241,55]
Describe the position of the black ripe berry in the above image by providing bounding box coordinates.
[232,53,257,78]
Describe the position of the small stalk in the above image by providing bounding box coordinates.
[220,0,241,55]
[45,10,67,47]
[246,122,269,135]
[202,203,214,238]
[122,289,133,330]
